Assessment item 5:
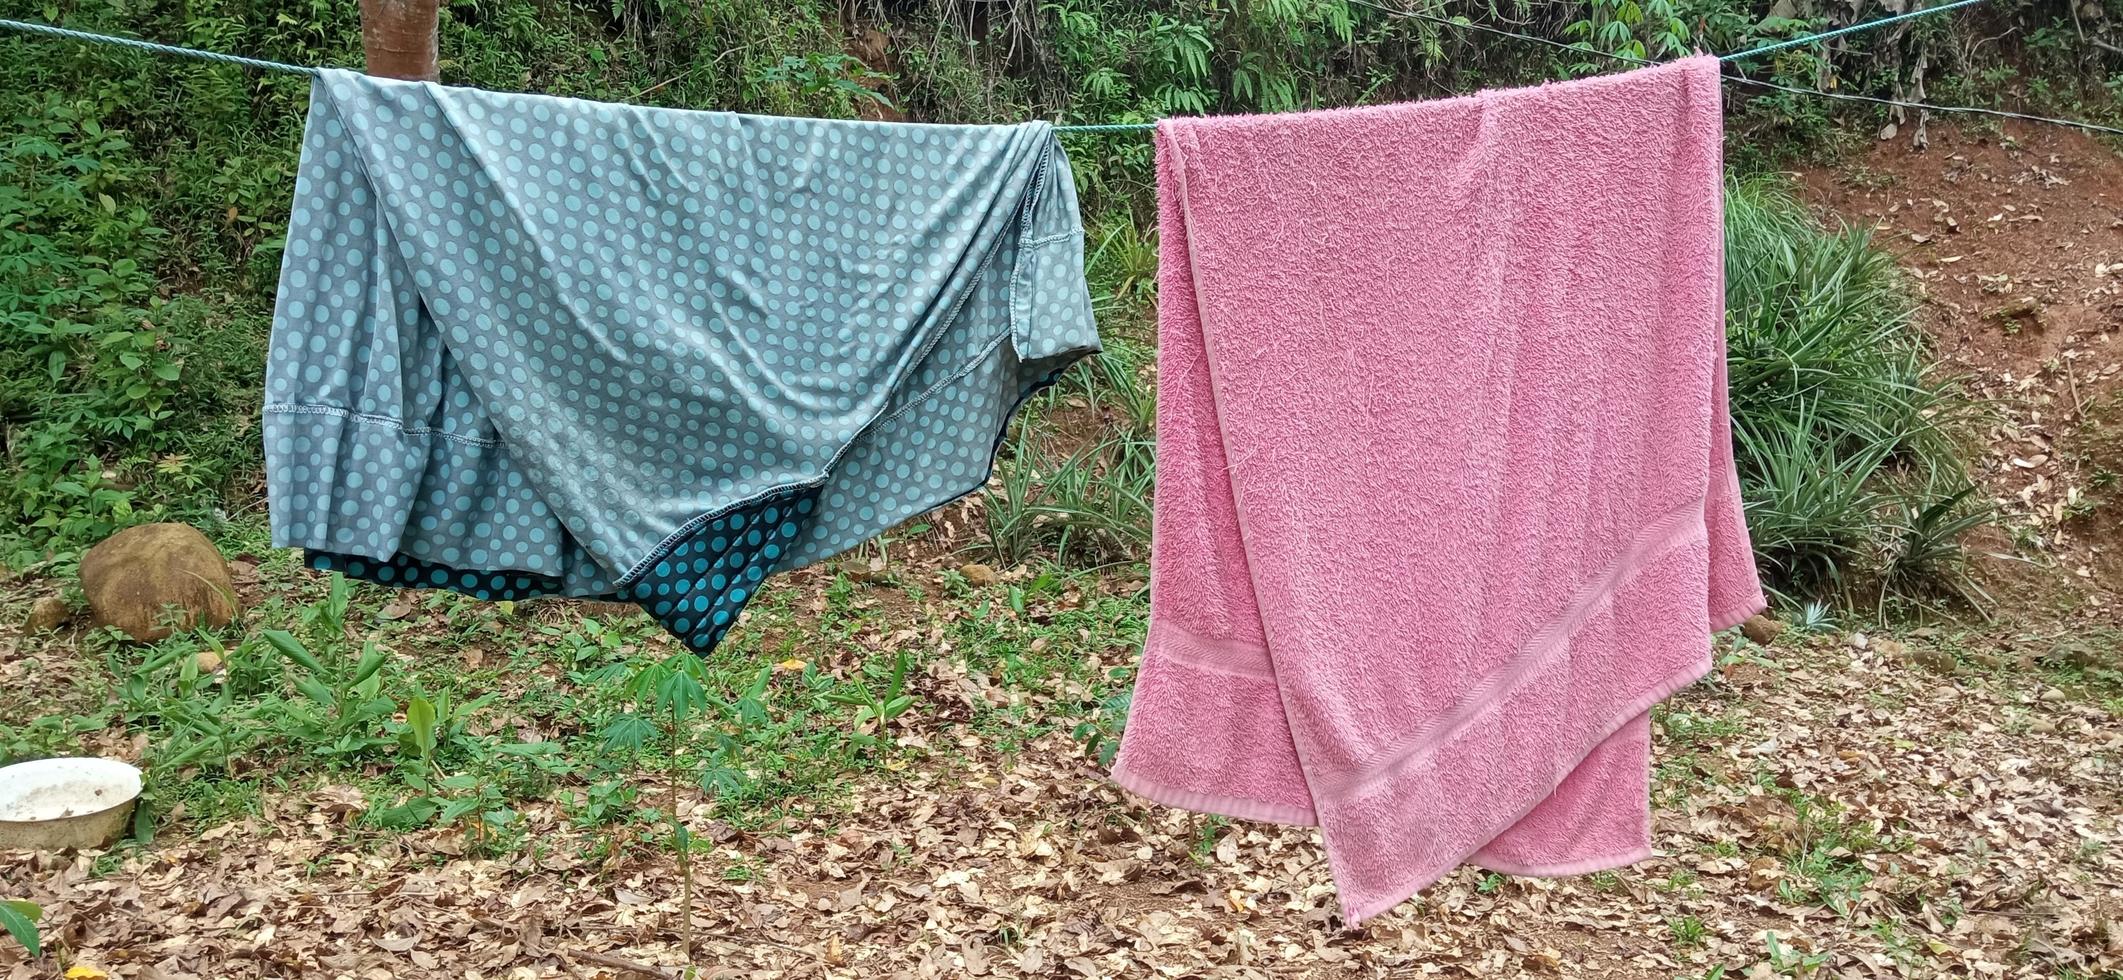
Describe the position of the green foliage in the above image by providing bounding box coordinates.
[1564,0,1691,68]
[372,730,567,842]
[1760,932,1833,975]
[1071,682,1133,767]
[1725,177,1938,456]
[1085,219,1160,312]
[0,899,40,957]
[544,615,634,669]
[115,633,252,773]
[400,694,440,768]
[984,427,1056,566]
[985,335,1157,566]
[1723,177,1986,608]
[262,628,398,758]
[569,778,640,827]
[0,542,1151,862]
[1788,599,1837,634]
[819,650,917,747]
[41,572,540,846]
[1,94,184,558]
[752,53,895,110]
[94,574,434,784]
[0,709,113,767]
[1734,410,1898,595]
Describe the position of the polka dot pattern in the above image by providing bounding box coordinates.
[622,488,820,651]
[263,71,1098,652]
[306,548,575,601]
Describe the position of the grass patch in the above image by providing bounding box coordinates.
[2036,627,2123,704]
[0,541,1148,855]
[1749,779,1902,918]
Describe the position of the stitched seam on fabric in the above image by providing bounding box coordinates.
[1147,620,1276,680]
[625,323,1032,587]
[1334,660,1708,925]
[776,359,1080,579]
[264,403,506,447]
[1311,499,1708,802]
[1109,760,1319,827]
[1162,117,1358,894]
[625,278,994,587]
[617,481,820,589]
[621,280,998,587]
[873,330,1012,433]
[806,128,1049,487]
[1710,596,1767,633]
[1471,846,1653,878]
[1156,657,1274,682]
[1006,133,1054,359]
[291,88,534,456]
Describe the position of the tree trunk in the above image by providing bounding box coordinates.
[359,0,441,81]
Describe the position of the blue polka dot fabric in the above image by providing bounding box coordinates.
[305,549,565,600]
[264,71,1098,652]
[621,487,820,651]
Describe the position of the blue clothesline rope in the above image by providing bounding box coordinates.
[1052,0,1993,132]
[6,0,2120,140]
[0,17,317,75]
[1736,0,1984,58]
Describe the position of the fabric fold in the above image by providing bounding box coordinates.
[267,71,1098,650]
[1111,57,1766,924]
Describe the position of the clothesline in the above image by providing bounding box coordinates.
[6,0,2121,140]
[1343,0,2123,141]
[0,16,315,75]
[1052,0,2123,137]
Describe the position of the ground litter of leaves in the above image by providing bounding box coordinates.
[5,123,2123,979]
[4,617,2119,979]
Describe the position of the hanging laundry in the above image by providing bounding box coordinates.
[1112,56,1764,924]
[265,71,1098,651]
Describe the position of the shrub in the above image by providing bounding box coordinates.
[985,335,1157,566]
[1,95,181,561]
[1723,176,1985,608]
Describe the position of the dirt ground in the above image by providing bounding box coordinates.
[1797,120,2123,606]
[3,123,2121,979]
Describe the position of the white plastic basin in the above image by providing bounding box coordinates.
[0,757,143,850]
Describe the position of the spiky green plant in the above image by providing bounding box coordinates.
[1723,176,1982,608]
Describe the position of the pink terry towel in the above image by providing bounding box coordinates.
[1110,56,1766,925]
